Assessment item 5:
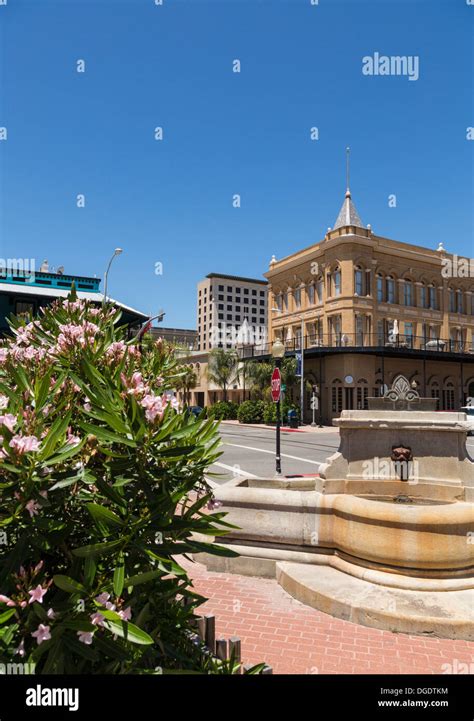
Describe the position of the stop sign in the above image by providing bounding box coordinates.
[271,367,281,403]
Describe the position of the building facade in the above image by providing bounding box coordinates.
[0,268,147,334]
[150,326,198,349]
[259,188,474,424]
[197,273,268,352]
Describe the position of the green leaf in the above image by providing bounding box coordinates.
[86,504,124,535]
[0,609,16,624]
[53,575,88,594]
[78,421,136,448]
[101,612,153,646]
[72,540,122,558]
[113,553,125,597]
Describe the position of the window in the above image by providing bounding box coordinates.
[252,290,257,295]
[227,305,232,311]
[218,313,223,320]
[227,295,232,302]
[333,270,341,297]
[15,301,35,316]
[218,294,223,301]
[236,305,241,311]
[252,316,256,323]
[218,304,223,310]
[404,322,414,347]
[235,315,240,321]
[244,289,249,295]
[386,277,395,304]
[218,285,223,291]
[236,287,241,294]
[227,314,232,321]
[355,268,364,296]
[404,282,413,306]
[420,285,428,309]
[260,290,265,297]
[429,286,436,310]
[294,287,301,308]
[316,278,324,304]
[307,284,315,305]
[227,286,232,292]
[376,275,384,302]
[282,292,288,311]
[259,299,265,306]
[449,289,456,312]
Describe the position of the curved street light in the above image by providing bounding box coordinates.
[103,248,123,307]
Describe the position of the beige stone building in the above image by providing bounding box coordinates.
[257,187,474,424]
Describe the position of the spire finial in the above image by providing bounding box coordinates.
[346,146,351,196]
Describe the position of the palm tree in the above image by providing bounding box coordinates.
[175,365,197,405]
[207,348,239,402]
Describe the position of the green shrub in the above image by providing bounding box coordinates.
[0,293,241,674]
[208,401,238,420]
[263,403,300,425]
[237,400,265,424]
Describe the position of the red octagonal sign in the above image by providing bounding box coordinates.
[271,367,281,403]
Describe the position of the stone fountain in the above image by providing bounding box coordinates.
[199,376,474,640]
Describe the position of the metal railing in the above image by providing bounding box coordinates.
[238,333,474,358]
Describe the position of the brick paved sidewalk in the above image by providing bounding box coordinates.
[183,557,474,675]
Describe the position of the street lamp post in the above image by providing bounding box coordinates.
[103,248,123,307]
[272,338,285,476]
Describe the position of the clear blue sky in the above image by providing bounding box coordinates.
[0,0,472,328]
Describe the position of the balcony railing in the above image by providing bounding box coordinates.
[238,333,474,358]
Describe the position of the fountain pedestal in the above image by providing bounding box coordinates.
[199,377,474,640]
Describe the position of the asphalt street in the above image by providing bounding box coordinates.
[208,423,474,485]
[208,423,340,484]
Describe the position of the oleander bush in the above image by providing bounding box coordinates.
[0,292,245,674]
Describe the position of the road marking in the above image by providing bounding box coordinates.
[211,462,261,479]
[224,442,321,466]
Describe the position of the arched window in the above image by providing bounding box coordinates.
[386,276,395,304]
[376,274,384,302]
[354,266,364,296]
[316,276,324,304]
[333,268,341,296]
[403,279,414,307]
[443,381,455,411]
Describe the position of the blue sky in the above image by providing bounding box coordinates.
[0,0,472,327]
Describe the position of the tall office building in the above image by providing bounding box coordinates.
[197,273,268,351]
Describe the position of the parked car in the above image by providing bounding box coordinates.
[189,406,204,418]
[460,406,474,436]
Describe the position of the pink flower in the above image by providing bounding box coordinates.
[90,612,105,626]
[0,348,8,364]
[9,435,41,454]
[118,606,132,621]
[47,608,56,619]
[77,631,94,645]
[28,585,48,604]
[31,624,51,645]
[0,414,17,432]
[0,395,8,410]
[141,394,164,422]
[66,429,81,447]
[95,592,110,605]
[0,594,16,607]
[25,500,41,518]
